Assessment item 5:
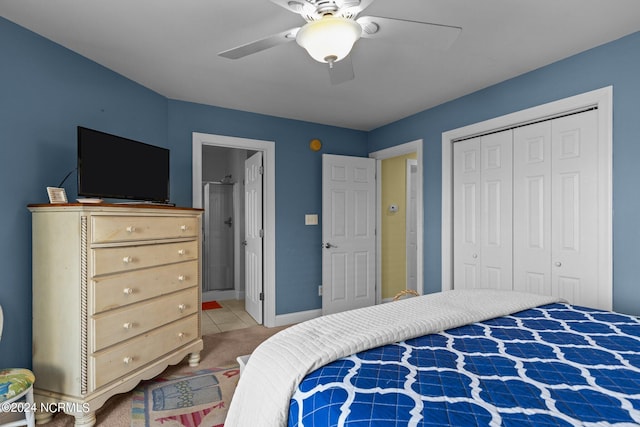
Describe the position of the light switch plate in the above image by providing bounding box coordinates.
[305,214,318,225]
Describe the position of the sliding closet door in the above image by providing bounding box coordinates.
[453,130,512,290]
[550,110,599,307]
[513,122,552,296]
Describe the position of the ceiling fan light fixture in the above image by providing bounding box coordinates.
[296,15,362,64]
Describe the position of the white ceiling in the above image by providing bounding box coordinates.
[2,0,639,131]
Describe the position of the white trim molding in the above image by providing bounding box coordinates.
[274,309,322,327]
[192,132,277,327]
[441,86,613,309]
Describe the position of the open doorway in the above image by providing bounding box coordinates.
[379,153,419,301]
[201,146,256,304]
[192,133,276,327]
[370,140,424,304]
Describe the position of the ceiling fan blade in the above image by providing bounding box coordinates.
[357,16,461,50]
[329,55,355,85]
[218,27,300,59]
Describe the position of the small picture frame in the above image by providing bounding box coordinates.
[47,187,68,204]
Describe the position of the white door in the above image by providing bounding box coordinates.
[513,121,553,296]
[406,159,418,292]
[550,110,599,307]
[479,130,513,290]
[513,111,600,307]
[453,138,481,288]
[453,130,512,290]
[322,154,376,315]
[455,110,601,307]
[244,152,263,323]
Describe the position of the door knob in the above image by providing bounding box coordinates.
[555,262,562,267]
[323,242,337,249]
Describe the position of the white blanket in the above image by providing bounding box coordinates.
[224,289,561,426]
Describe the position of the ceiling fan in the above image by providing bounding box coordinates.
[218,0,461,84]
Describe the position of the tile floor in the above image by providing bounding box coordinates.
[201,299,259,335]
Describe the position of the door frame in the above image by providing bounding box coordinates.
[370,139,424,303]
[192,132,276,327]
[441,86,613,308]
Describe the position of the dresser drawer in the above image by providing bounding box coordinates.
[92,260,198,314]
[92,315,198,390]
[92,240,198,276]
[91,215,198,243]
[92,287,198,351]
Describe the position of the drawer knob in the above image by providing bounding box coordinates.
[126,226,136,233]
[122,256,133,264]
[178,304,186,312]
[123,287,134,295]
[123,356,133,365]
[177,249,186,256]
[123,322,133,329]
[178,332,185,339]
[178,275,186,282]
[180,225,188,231]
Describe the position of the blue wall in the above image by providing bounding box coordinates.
[0,18,168,368]
[0,17,367,367]
[368,31,640,316]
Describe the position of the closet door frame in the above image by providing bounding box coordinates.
[441,86,613,309]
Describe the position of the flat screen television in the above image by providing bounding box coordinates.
[77,126,170,203]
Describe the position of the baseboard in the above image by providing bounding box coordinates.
[274,308,322,327]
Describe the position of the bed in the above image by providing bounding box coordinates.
[225,290,640,426]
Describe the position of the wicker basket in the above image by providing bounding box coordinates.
[392,289,420,301]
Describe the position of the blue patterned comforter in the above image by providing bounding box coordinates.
[289,303,640,426]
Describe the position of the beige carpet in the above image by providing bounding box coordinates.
[39,324,289,426]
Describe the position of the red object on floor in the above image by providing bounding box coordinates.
[202,300,222,310]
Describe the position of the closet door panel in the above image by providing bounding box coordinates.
[453,138,481,289]
[513,122,552,296]
[480,130,513,290]
[551,110,599,307]
[452,108,605,308]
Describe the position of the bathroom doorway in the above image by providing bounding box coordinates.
[193,132,276,326]
[201,145,256,304]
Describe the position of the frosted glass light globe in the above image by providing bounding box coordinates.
[296,16,362,64]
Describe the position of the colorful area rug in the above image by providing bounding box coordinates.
[131,366,240,427]
[202,301,222,310]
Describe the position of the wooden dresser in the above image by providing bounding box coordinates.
[28,204,203,426]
